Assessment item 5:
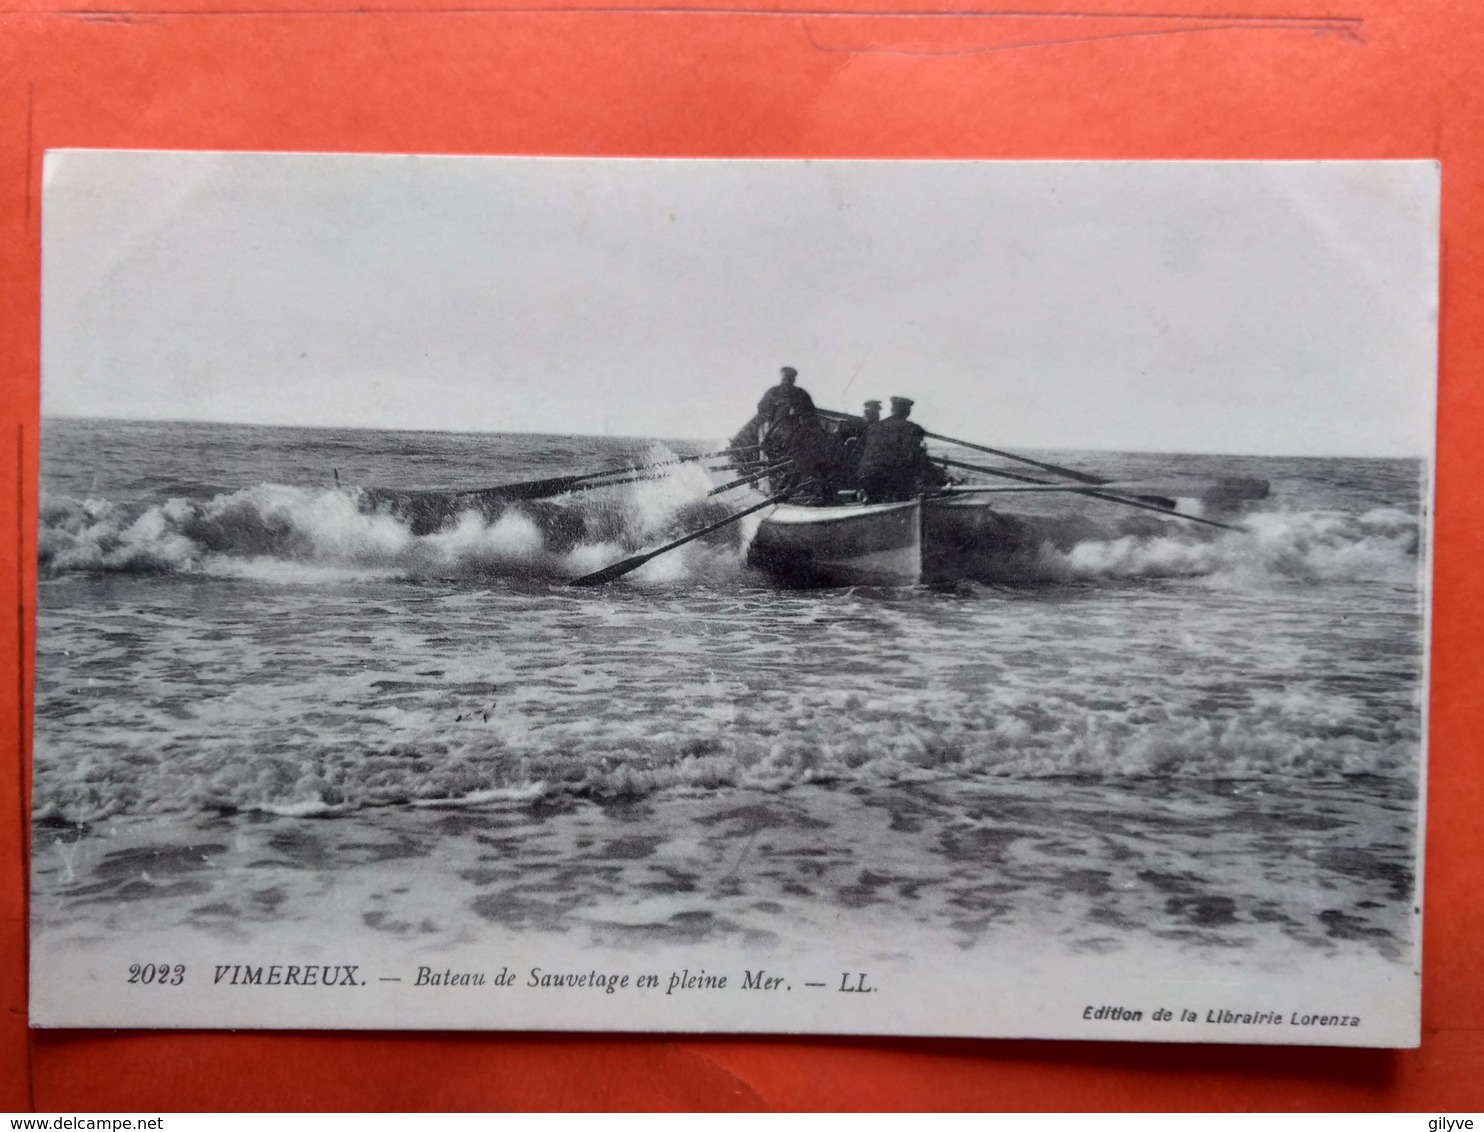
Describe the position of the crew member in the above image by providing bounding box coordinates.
[856,396,946,503]
[837,399,881,448]
[751,366,834,498]
[730,366,817,475]
[756,366,816,426]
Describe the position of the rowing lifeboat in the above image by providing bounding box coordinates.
[747,497,1039,587]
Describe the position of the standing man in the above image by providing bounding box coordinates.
[756,366,816,425]
[856,396,944,503]
[752,366,823,494]
[730,366,815,471]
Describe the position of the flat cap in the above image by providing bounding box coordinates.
[779,366,798,379]
[890,395,914,409]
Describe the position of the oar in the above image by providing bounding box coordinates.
[498,461,763,501]
[942,483,1168,494]
[419,448,758,504]
[948,478,1269,501]
[819,406,1160,492]
[529,468,684,497]
[937,456,1177,512]
[704,461,794,498]
[569,491,793,587]
[819,406,1234,527]
[922,430,1116,487]
[934,458,1239,532]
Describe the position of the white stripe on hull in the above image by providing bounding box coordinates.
[763,500,921,526]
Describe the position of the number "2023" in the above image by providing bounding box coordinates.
[128,963,185,985]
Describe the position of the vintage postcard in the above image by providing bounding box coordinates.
[30,153,1436,1044]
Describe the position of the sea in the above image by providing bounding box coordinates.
[28,417,1429,1031]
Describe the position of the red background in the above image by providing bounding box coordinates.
[2,0,1481,1110]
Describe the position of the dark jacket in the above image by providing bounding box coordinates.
[836,416,872,448]
[757,383,816,424]
[856,416,928,480]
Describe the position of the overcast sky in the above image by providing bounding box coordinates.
[41,153,1438,456]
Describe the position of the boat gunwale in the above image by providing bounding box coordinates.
[760,499,920,526]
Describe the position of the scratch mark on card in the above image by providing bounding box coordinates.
[801,12,1363,55]
[672,1045,768,1109]
[718,826,759,885]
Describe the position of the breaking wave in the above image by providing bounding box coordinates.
[1028,506,1421,587]
[38,483,1421,591]
[32,677,1420,825]
[37,464,743,584]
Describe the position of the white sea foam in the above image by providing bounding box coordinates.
[1038,506,1419,586]
[39,482,1419,592]
[31,666,1421,824]
[38,471,750,584]
[32,438,1426,825]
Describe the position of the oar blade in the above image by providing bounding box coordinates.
[1067,477,1270,503]
[569,555,652,587]
[1135,494,1178,511]
[473,474,589,502]
[1058,478,1264,503]
[936,458,1238,531]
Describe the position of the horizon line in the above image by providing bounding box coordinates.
[36,412,1433,462]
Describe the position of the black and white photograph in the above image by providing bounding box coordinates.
[30,153,1436,1044]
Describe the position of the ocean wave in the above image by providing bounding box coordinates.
[31,679,1418,825]
[1032,506,1420,586]
[38,468,743,584]
[39,482,1420,591]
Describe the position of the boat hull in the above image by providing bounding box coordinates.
[749,497,1042,587]
[747,501,922,587]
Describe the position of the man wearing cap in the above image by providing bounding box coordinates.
[751,366,832,496]
[837,399,881,446]
[730,366,816,474]
[756,366,816,425]
[856,396,944,503]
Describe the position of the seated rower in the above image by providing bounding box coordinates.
[837,399,881,482]
[761,401,848,503]
[856,396,948,503]
[837,399,881,447]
